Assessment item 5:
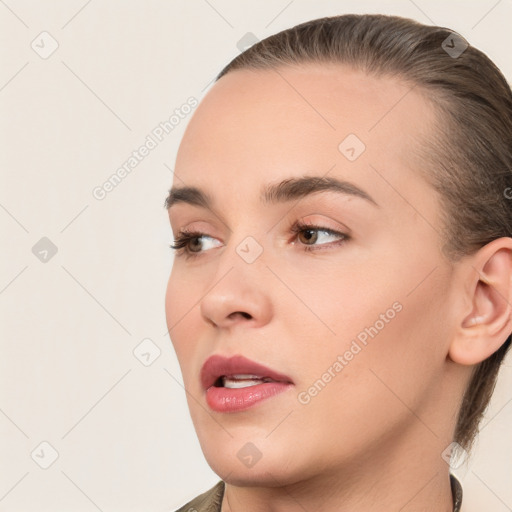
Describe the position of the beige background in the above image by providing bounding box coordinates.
[0,1,511,511]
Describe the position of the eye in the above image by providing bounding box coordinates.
[290,221,349,252]
[169,229,222,259]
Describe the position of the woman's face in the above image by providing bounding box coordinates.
[165,64,461,485]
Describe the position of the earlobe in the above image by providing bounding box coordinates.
[449,238,512,366]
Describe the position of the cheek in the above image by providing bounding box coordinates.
[164,271,178,328]
[165,267,200,364]
[279,258,398,356]
[289,299,438,454]
[291,256,448,415]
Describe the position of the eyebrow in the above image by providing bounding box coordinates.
[164,175,379,210]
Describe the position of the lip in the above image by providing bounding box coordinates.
[200,354,294,413]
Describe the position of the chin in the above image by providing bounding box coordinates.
[207,457,296,488]
[198,433,308,488]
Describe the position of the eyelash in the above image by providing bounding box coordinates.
[169,221,349,260]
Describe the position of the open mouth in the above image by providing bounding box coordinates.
[201,355,294,412]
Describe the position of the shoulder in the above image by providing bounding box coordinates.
[174,481,225,512]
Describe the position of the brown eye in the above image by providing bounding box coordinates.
[290,222,349,252]
[188,236,203,252]
[297,228,318,245]
[170,230,222,259]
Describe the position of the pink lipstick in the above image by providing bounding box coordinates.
[200,354,294,413]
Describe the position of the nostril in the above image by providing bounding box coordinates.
[229,311,252,320]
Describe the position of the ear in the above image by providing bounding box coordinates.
[449,237,512,365]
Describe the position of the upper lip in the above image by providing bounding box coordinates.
[200,354,294,390]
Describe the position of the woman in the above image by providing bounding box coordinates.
[165,13,512,511]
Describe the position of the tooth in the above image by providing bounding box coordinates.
[222,376,268,389]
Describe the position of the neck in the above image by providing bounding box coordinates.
[221,432,455,512]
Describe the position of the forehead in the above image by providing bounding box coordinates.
[174,64,437,213]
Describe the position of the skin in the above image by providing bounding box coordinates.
[165,64,512,511]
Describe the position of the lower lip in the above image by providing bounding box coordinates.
[205,382,293,413]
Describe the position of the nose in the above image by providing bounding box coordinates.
[200,262,273,330]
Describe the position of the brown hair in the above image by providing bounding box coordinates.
[216,14,512,452]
